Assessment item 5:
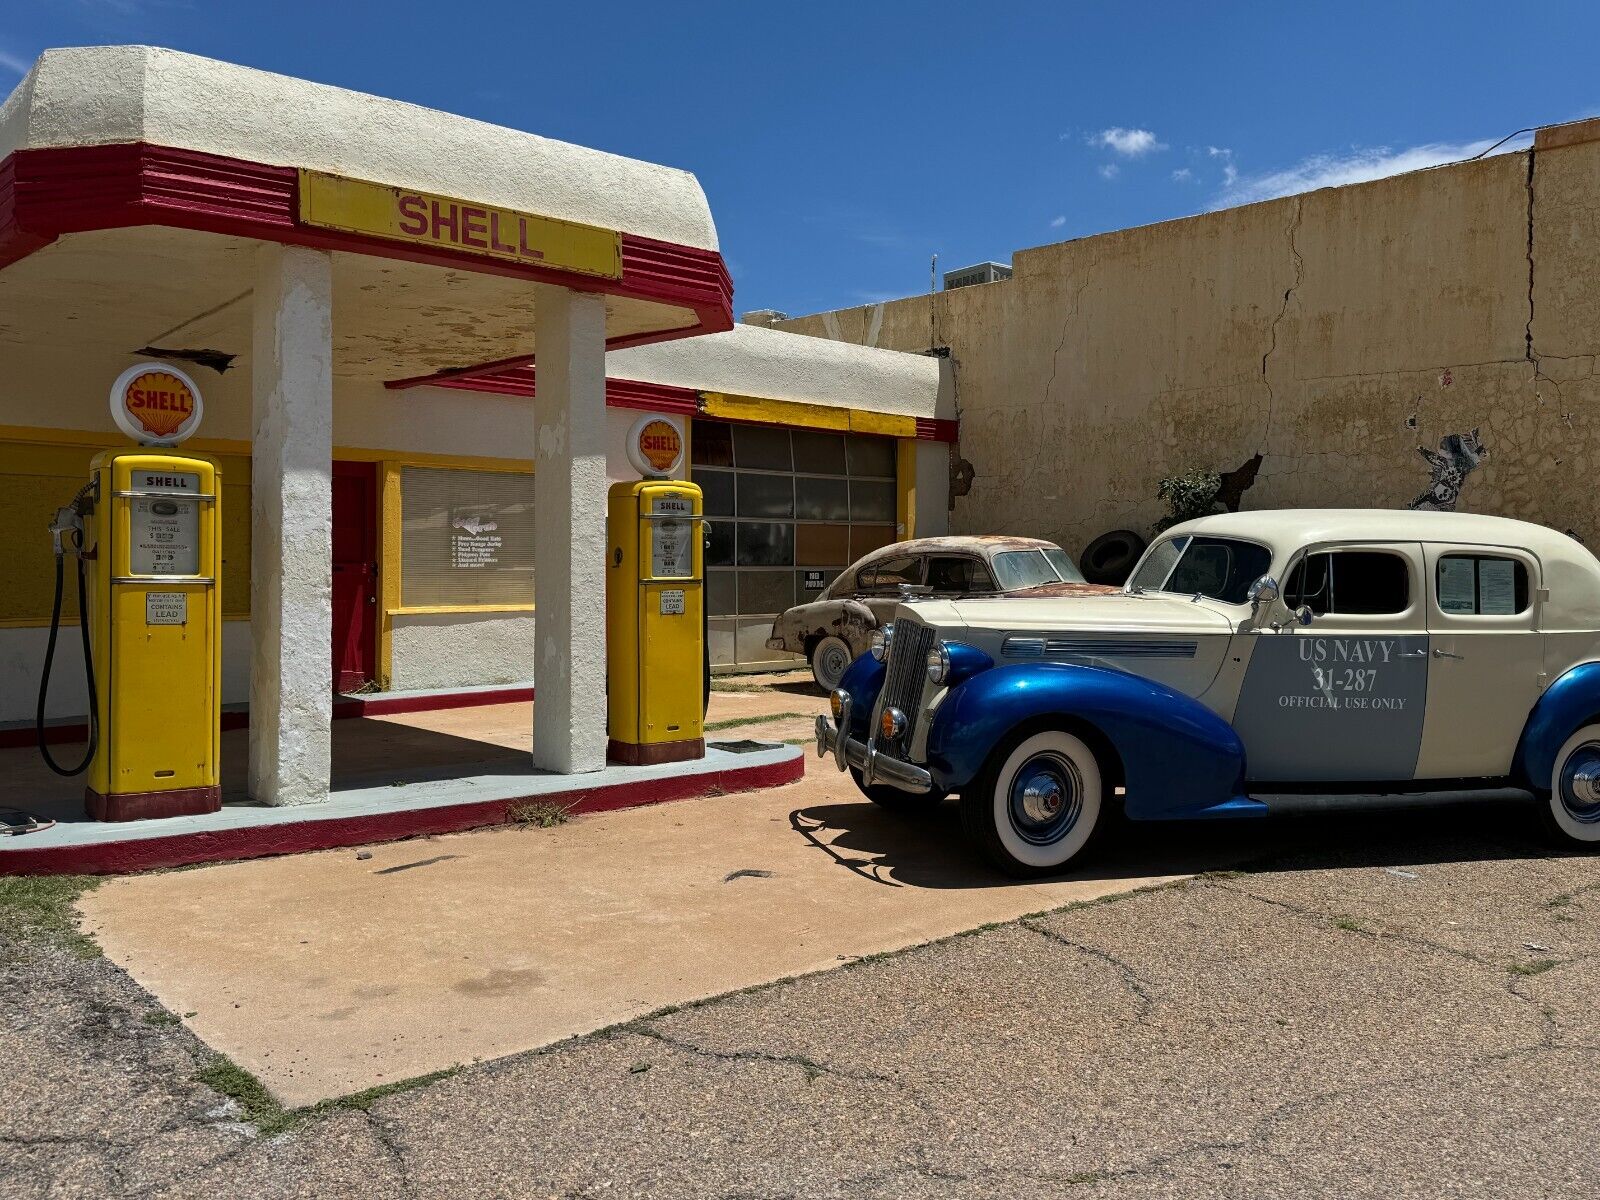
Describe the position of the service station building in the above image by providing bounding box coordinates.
[0,46,952,828]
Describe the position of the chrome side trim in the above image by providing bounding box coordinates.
[1002,635,1198,659]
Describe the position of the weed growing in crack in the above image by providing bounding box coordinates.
[1331,916,1365,933]
[507,801,574,829]
[1508,958,1558,977]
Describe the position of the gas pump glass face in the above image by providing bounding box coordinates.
[649,493,695,579]
[130,474,201,575]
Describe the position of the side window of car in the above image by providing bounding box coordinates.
[1284,550,1410,616]
[925,556,997,593]
[856,556,922,593]
[1435,554,1530,615]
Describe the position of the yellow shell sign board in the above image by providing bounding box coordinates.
[297,170,623,279]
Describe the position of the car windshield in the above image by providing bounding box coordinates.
[993,550,1067,591]
[1042,548,1086,583]
[1127,535,1272,604]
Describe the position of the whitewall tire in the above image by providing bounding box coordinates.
[1545,724,1600,846]
[960,728,1105,877]
[811,636,854,692]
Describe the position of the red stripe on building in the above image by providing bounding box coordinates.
[0,143,732,344]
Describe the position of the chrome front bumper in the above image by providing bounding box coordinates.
[814,695,935,795]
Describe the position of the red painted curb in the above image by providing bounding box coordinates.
[3,686,536,750]
[0,753,804,876]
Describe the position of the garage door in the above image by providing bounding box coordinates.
[691,419,898,669]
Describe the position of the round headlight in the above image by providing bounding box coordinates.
[829,689,845,720]
[926,643,952,685]
[879,707,907,741]
[869,623,894,662]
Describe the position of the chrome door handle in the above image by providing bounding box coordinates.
[1432,648,1463,660]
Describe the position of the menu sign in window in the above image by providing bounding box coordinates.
[129,472,200,576]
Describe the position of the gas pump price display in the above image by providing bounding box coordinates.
[649,494,695,579]
[128,471,201,576]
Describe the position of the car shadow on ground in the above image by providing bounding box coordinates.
[789,790,1588,890]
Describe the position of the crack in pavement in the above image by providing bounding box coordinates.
[626,1023,908,1090]
[1018,917,1159,1022]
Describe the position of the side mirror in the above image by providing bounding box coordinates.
[1247,575,1281,609]
[1295,604,1315,627]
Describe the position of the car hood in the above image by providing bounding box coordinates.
[907,591,1239,634]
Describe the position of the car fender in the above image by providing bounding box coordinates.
[1512,661,1600,792]
[925,662,1258,820]
[772,599,878,656]
[836,651,885,741]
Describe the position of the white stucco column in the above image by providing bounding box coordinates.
[249,243,334,805]
[532,286,608,773]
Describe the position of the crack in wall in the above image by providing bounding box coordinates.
[1257,195,1305,456]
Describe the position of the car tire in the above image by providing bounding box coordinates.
[960,727,1106,877]
[1540,724,1600,847]
[850,768,946,813]
[1080,529,1147,585]
[810,635,855,692]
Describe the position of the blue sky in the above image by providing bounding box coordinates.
[6,2,1599,318]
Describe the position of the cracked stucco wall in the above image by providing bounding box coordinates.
[774,119,1600,555]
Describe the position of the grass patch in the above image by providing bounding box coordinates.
[193,1052,459,1135]
[1547,893,1575,909]
[704,711,810,732]
[0,874,102,958]
[506,801,573,829]
[193,1054,284,1129]
[1331,915,1365,933]
[1508,958,1559,977]
[143,1010,180,1027]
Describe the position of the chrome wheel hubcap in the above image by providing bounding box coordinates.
[1559,743,1600,823]
[1008,752,1083,845]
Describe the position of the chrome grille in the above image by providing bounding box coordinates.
[876,619,936,759]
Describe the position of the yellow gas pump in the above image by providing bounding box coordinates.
[606,417,705,765]
[36,364,223,821]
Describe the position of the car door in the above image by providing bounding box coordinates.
[1412,544,1542,780]
[1231,542,1430,783]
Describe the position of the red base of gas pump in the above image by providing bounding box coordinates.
[85,785,222,823]
[606,738,706,766]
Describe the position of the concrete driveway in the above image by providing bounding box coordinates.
[77,767,1196,1107]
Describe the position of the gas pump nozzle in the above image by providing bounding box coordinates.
[48,506,82,558]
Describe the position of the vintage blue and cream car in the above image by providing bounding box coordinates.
[816,509,1600,876]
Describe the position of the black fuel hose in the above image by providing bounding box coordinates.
[36,534,98,777]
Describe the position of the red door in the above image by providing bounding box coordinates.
[332,461,378,692]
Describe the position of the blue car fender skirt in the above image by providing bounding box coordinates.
[925,662,1263,820]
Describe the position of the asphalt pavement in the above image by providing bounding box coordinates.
[4,790,1599,1198]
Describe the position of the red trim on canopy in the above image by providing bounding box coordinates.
[0,143,732,343]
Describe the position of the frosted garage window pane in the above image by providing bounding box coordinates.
[401,467,535,607]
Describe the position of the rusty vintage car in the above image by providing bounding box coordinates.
[767,536,1112,690]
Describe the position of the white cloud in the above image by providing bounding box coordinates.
[1098,163,1120,180]
[1049,214,1067,228]
[1213,135,1529,208]
[1171,167,1193,182]
[0,48,32,76]
[1207,145,1232,158]
[1093,127,1166,157]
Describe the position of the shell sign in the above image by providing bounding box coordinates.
[109,363,204,446]
[626,415,686,477]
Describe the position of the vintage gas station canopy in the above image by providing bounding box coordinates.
[0,45,731,387]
